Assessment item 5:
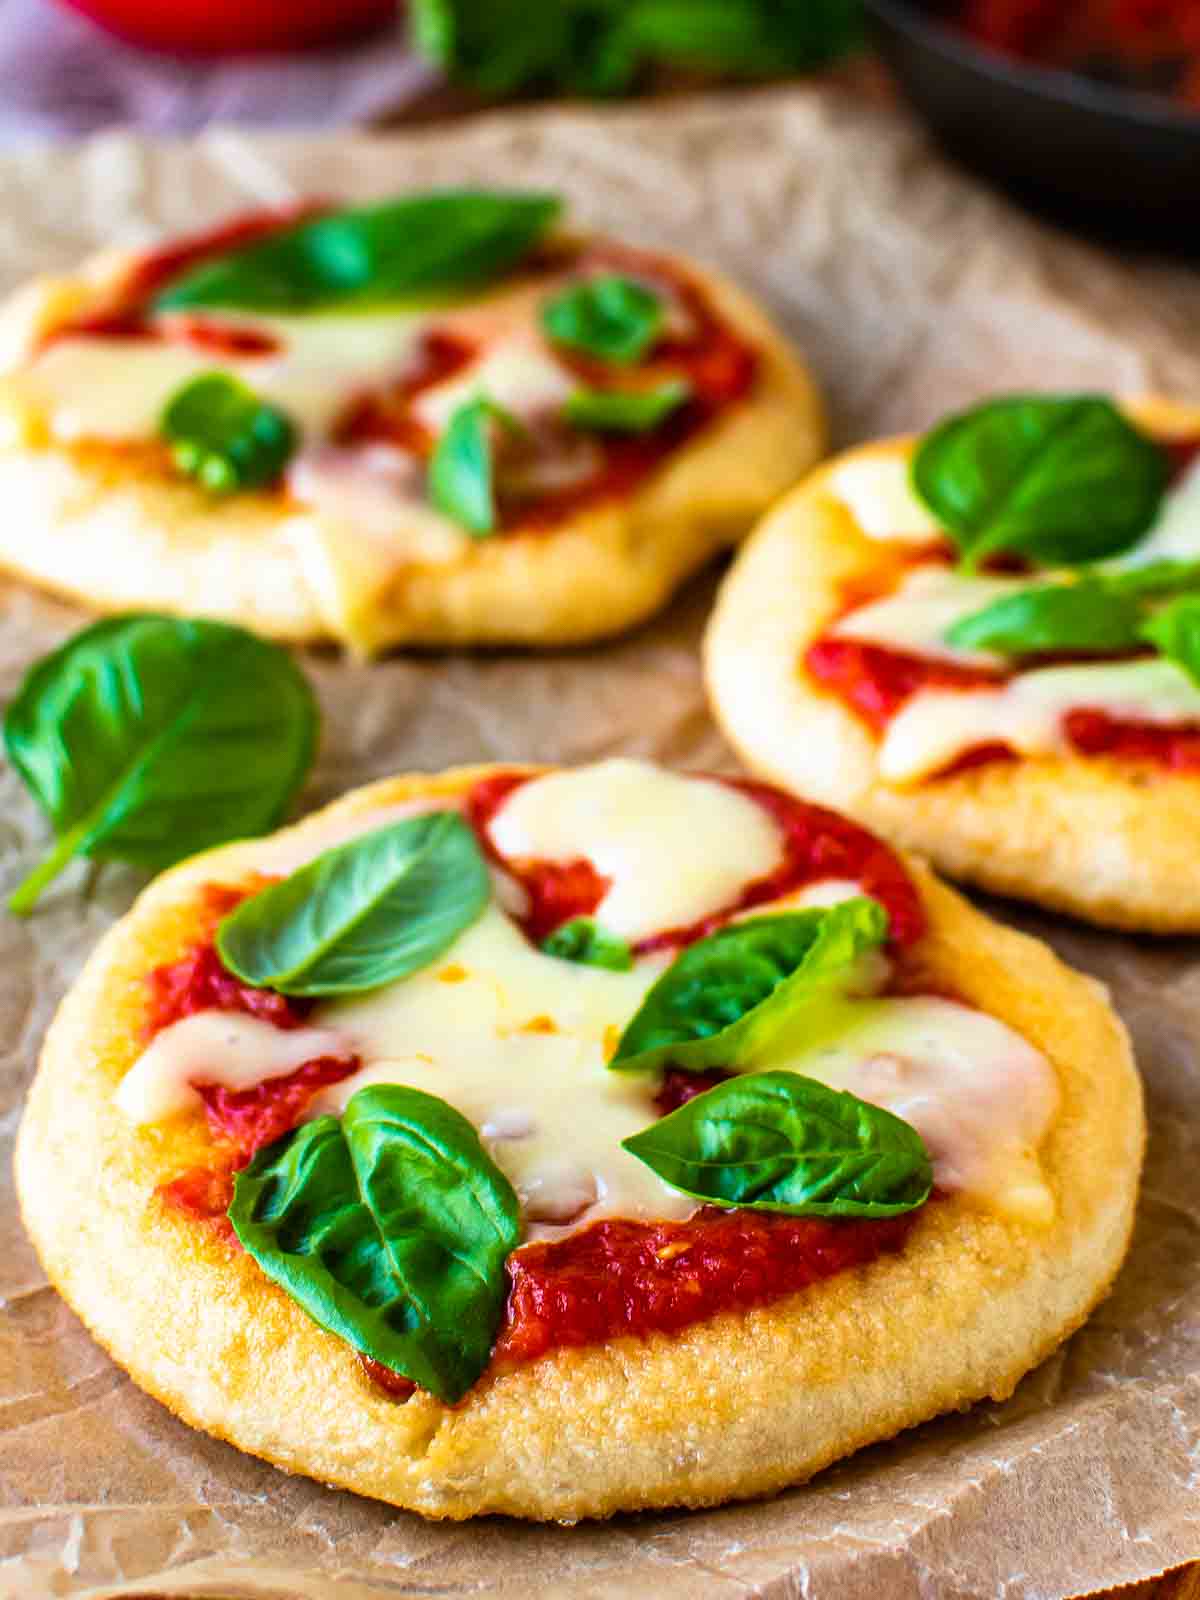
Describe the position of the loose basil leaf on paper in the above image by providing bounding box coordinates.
[5,615,317,917]
[229,1085,520,1404]
[542,274,663,365]
[155,190,562,314]
[428,397,524,535]
[161,373,296,495]
[565,378,691,435]
[944,579,1145,656]
[911,395,1168,572]
[622,1070,932,1218]
[541,916,633,971]
[217,812,490,997]
[1141,595,1200,688]
[410,0,861,98]
[609,896,888,1076]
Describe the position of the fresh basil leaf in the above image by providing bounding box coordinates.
[1141,595,1200,688]
[428,397,524,536]
[5,615,317,917]
[912,395,1168,571]
[216,812,490,997]
[609,897,888,1075]
[1095,559,1200,598]
[154,190,562,314]
[565,378,691,434]
[621,1069,931,1217]
[229,1085,520,1403]
[542,274,663,365]
[944,579,1144,656]
[410,0,860,97]
[541,916,633,971]
[161,373,295,495]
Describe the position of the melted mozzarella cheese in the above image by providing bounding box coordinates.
[765,994,1058,1222]
[16,307,428,444]
[114,1012,348,1123]
[489,759,782,943]
[877,658,1200,783]
[831,566,1023,667]
[411,334,576,434]
[827,452,945,544]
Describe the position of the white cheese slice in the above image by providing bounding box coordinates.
[827,452,945,544]
[411,333,576,435]
[877,658,1200,784]
[114,1012,349,1124]
[831,565,1024,668]
[13,305,429,443]
[488,759,782,943]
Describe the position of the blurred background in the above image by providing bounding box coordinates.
[0,0,1196,245]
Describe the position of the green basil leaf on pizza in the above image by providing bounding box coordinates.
[428,396,524,535]
[542,274,664,365]
[1095,559,1200,598]
[912,395,1168,571]
[216,812,490,996]
[565,379,691,435]
[155,189,562,314]
[609,896,888,1075]
[944,579,1145,656]
[161,373,296,495]
[1141,594,1200,687]
[5,615,318,917]
[622,1070,932,1217]
[541,916,634,971]
[229,1085,520,1404]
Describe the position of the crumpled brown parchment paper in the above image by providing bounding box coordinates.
[3,88,1200,1600]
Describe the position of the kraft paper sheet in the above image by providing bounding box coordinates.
[3,89,1200,1598]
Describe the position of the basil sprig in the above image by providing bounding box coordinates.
[1100,559,1200,598]
[217,813,490,996]
[1141,595,1200,688]
[5,615,317,917]
[623,1070,931,1218]
[565,379,691,434]
[230,1085,520,1403]
[161,374,296,495]
[541,916,633,971]
[155,190,562,314]
[912,395,1168,572]
[542,274,663,364]
[610,897,888,1075]
[945,579,1145,656]
[428,397,523,536]
[411,0,861,97]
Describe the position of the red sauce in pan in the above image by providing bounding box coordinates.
[958,0,1200,109]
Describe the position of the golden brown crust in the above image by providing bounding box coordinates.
[0,246,824,652]
[705,400,1200,933]
[16,767,1143,1521]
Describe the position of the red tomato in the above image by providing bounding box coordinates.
[57,0,397,55]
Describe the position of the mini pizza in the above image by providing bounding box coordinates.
[0,190,823,652]
[707,394,1200,932]
[17,758,1141,1521]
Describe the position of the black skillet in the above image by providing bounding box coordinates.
[865,0,1200,251]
